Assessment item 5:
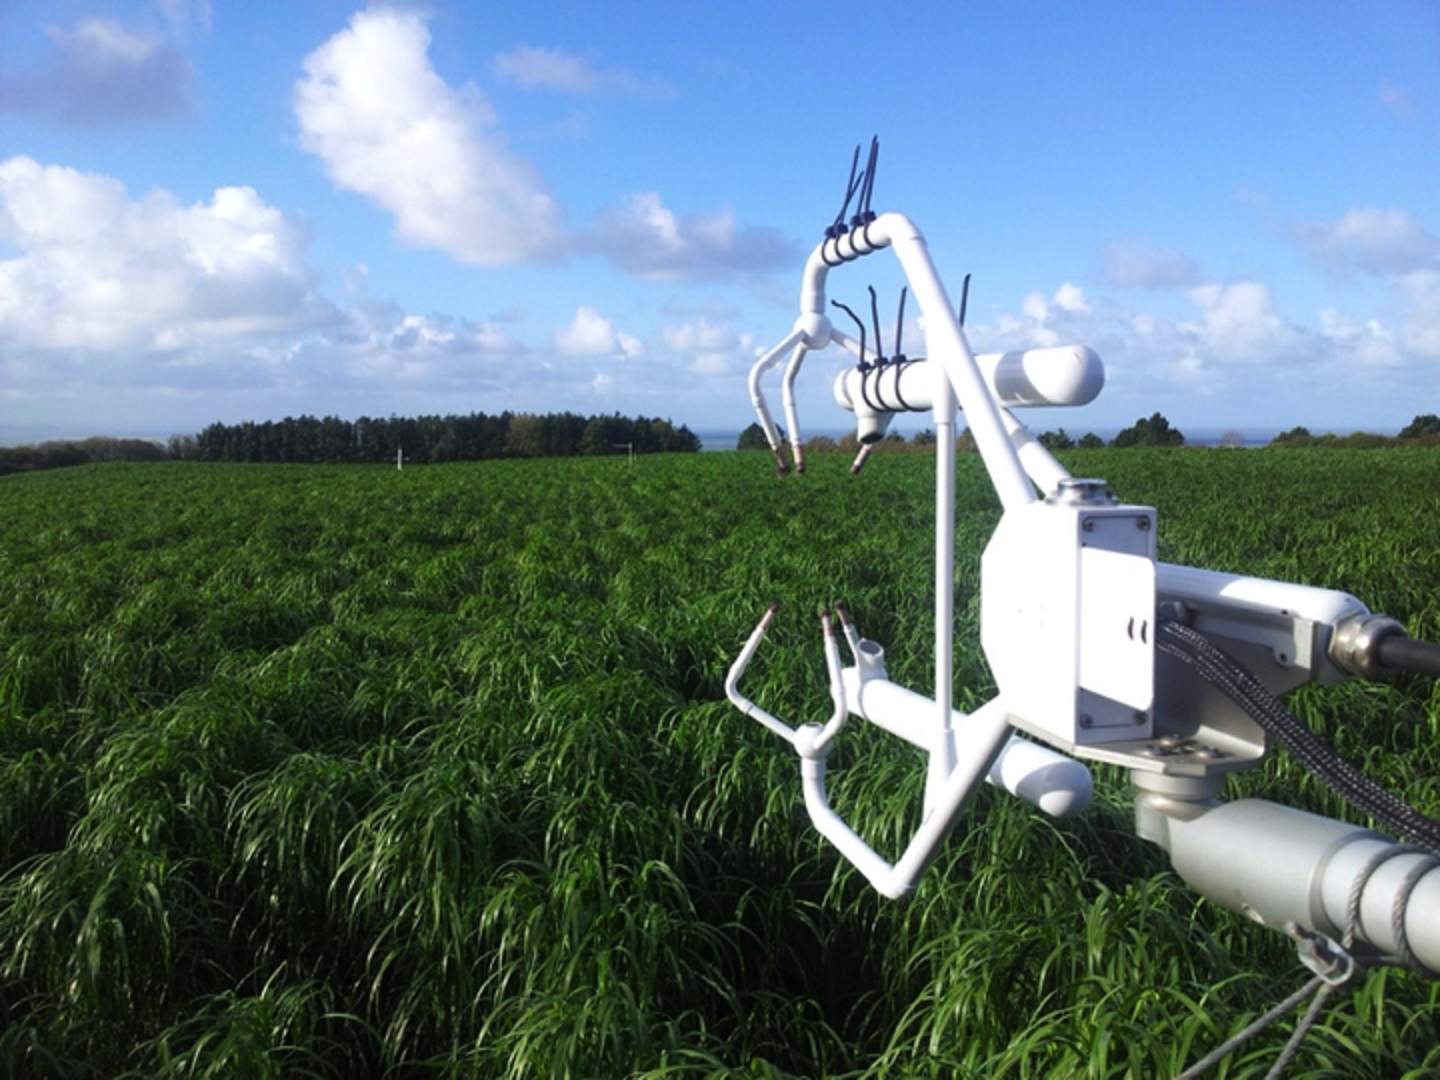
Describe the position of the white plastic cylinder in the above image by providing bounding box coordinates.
[839,671,1094,818]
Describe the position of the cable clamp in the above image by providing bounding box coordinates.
[1285,921,1356,986]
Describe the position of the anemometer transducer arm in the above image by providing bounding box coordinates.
[728,147,1440,982]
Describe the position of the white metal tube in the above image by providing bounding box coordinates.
[812,610,848,750]
[1000,407,1070,498]
[724,605,797,745]
[746,327,805,469]
[839,670,1094,817]
[831,346,1105,418]
[1157,563,1369,630]
[886,697,1015,897]
[928,376,958,817]
[874,214,1035,511]
[780,341,809,472]
[801,756,897,894]
[800,696,1016,900]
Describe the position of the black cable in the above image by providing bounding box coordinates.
[1375,635,1440,679]
[854,136,879,228]
[868,285,884,363]
[958,272,972,326]
[1157,619,1440,854]
[829,144,864,239]
[893,287,908,362]
[830,301,880,418]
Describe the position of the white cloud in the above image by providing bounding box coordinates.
[589,192,795,280]
[341,305,525,385]
[1299,207,1440,276]
[1101,241,1202,289]
[1319,308,1403,368]
[661,317,753,376]
[0,156,332,354]
[1185,281,1306,365]
[493,45,671,97]
[294,7,563,266]
[0,15,194,124]
[1398,270,1440,358]
[1054,282,1089,313]
[975,275,1368,408]
[553,306,643,358]
[662,318,735,353]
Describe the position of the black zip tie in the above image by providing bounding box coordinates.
[853,136,879,228]
[889,288,917,411]
[893,286,908,363]
[958,272,972,327]
[828,144,865,240]
[868,285,885,364]
[866,285,891,411]
[831,300,878,413]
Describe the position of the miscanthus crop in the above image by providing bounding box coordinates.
[1,450,1437,1077]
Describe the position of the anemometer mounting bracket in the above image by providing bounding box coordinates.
[726,147,1440,973]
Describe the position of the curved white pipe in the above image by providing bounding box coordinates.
[746,327,806,472]
[872,213,1035,511]
[724,605,797,745]
[780,342,809,472]
[799,696,1014,899]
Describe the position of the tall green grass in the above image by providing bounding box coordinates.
[1,451,1437,1076]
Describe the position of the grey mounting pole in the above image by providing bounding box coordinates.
[1135,775,1440,972]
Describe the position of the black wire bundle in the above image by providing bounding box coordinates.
[1157,618,1440,854]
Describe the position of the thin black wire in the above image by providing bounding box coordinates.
[855,137,879,225]
[830,144,864,238]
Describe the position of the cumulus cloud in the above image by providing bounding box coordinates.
[0,155,333,354]
[292,9,790,282]
[1185,281,1307,365]
[976,276,1351,407]
[1298,207,1440,276]
[338,304,526,387]
[553,306,644,358]
[1291,208,1440,362]
[1101,241,1202,289]
[662,317,754,376]
[1398,270,1440,358]
[589,192,795,280]
[294,7,564,266]
[493,45,671,97]
[0,15,195,124]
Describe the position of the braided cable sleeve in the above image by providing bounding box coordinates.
[1156,619,1440,855]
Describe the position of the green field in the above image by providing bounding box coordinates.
[2,449,1437,1077]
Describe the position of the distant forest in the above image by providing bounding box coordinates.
[0,412,701,475]
[178,412,701,464]
[5,411,1439,478]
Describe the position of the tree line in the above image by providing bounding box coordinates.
[740,411,1440,454]
[736,412,1185,453]
[0,412,701,476]
[176,412,701,464]
[0,436,169,476]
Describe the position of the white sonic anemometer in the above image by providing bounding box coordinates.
[727,139,1439,1074]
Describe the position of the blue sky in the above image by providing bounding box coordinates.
[1,1,1437,445]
